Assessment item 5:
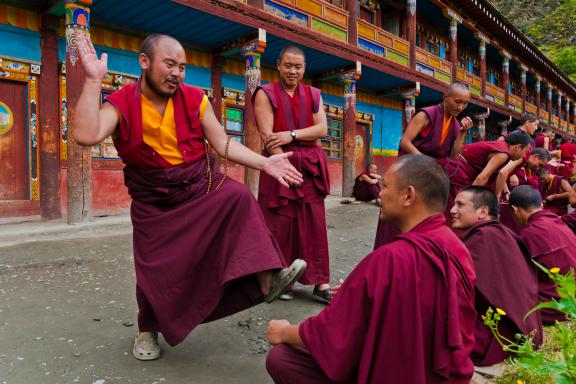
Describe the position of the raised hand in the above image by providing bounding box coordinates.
[460,116,473,132]
[263,152,304,188]
[77,32,108,81]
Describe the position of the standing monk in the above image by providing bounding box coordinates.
[253,46,332,303]
[561,183,576,234]
[374,82,473,248]
[72,34,308,360]
[557,138,576,180]
[450,186,542,367]
[509,185,576,324]
[266,155,476,384]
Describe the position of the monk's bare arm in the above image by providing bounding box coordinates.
[473,153,509,187]
[359,175,379,184]
[495,158,523,199]
[544,137,550,151]
[267,320,305,348]
[72,33,118,146]
[290,96,328,141]
[547,179,572,201]
[253,90,284,155]
[399,112,429,155]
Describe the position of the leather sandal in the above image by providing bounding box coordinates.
[132,332,161,361]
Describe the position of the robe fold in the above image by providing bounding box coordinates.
[256,82,331,285]
[540,175,569,216]
[375,103,460,248]
[300,215,476,384]
[461,220,542,366]
[352,169,380,202]
[561,211,576,234]
[519,210,576,324]
[557,142,576,179]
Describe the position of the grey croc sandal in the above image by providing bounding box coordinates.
[265,259,307,303]
[133,332,161,361]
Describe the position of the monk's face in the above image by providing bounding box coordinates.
[524,120,539,136]
[277,52,305,89]
[443,89,470,117]
[379,165,404,221]
[509,144,531,161]
[526,154,548,171]
[140,38,186,98]
[368,164,378,174]
[450,191,487,230]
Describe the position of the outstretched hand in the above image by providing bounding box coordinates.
[77,32,108,81]
[263,152,304,188]
[460,116,473,132]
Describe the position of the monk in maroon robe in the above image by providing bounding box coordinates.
[374,83,473,248]
[352,163,381,204]
[266,155,476,384]
[557,138,576,180]
[539,169,571,215]
[509,185,576,324]
[561,184,576,234]
[443,130,532,225]
[73,34,308,361]
[254,46,332,304]
[450,186,542,367]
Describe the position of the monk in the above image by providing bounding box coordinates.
[509,185,576,324]
[557,137,576,180]
[534,127,558,153]
[253,46,331,304]
[351,163,381,205]
[73,33,308,361]
[443,130,533,224]
[561,183,576,234]
[450,186,542,367]
[266,154,476,384]
[539,169,571,216]
[498,112,539,140]
[374,82,473,248]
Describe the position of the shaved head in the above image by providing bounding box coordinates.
[394,154,450,212]
[459,186,499,219]
[278,45,306,62]
[140,33,183,60]
[509,185,542,210]
[447,82,470,96]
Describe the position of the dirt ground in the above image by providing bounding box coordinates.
[0,198,380,384]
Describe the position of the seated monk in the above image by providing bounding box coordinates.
[509,185,576,324]
[450,186,542,367]
[561,183,576,234]
[352,163,382,205]
[266,155,476,384]
[539,169,571,216]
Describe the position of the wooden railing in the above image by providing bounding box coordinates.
[551,115,560,127]
[539,109,548,122]
[560,119,568,131]
[264,0,348,41]
[509,94,523,113]
[525,102,537,114]
[357,19,410,66]
[456,68,481,96]
[415,47,452,84]
[485,83,505,105]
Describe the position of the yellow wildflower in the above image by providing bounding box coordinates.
[550,267,560,274]
[517,380,524,384]
[496,308,507,316]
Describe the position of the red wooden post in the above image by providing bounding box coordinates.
[407,0,416,69]
[340,62,361,197]
[535,76,541,117]
[443,9,461,83]
[547,86,553,126]
[65,0,93,224]
[241,29,266,195]
[502,51,510,109]
[346,0,357,46]
[476,34,488,97]
[39,14,62,219]
[520,65,527,113]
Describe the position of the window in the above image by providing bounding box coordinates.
[321,117,343,159]
[224,106,244,144]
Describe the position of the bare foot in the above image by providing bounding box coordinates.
[257,271,272,296]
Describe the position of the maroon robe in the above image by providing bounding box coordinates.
[557,142,576,179]
[256,82,331,285]
[561,211,576,234]
[519,210,576,324]
[444,140,510,223]
[375,103,460,248]
[294,215,476,384]
[498,203,524,234]
[540,175,569,215]
[461,220,542,366]
[107,82,286,346]
[352,169,380,201]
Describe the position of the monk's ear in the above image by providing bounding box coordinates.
[139,53,150,70]
[404,185,417,206]
[479,206,490,219]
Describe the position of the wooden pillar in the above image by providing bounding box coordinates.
[443,9,461,82]
[39,14,62,219]
[520,65,527,113]
[535,76,541,117]
[558,92,563,126]
[566,99,571,128]
[346,0,358,46]
[547,86,553,125]
[407,0,416,69]
[478,38,487,97]
[573,105,576,127]
[502,51,510,109]
[473,109,490,141]
[210,55,225,170]
[498,118,512,136]
[340,63,361,197]
[400,87,420,132]
[241,29,266,195]
[65,0,93,224]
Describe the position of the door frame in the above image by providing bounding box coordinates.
[356,110,375,168]
[0,56,40,214]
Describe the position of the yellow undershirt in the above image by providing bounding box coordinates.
[141,94,209,165]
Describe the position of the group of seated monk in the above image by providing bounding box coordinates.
[266,154,576,384]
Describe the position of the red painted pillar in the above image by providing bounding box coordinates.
[547,86,553,126]
[478,38,487,97]
[566,99,571,128]
[448,18,458,82]
[502,52,510,109]
[39,14,62,219]
[535,77,541,117]
[65,0,93,224]
[520,66,527,113]
[346,0,357,46]
[400,88,419,132]
[241,30,266,195]
[407,0,416,69]
[340,63,361,197]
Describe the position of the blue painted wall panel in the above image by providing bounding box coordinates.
[222,73,245,91]
[0,24,41,62]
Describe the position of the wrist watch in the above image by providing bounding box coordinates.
[290,130,296,142]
